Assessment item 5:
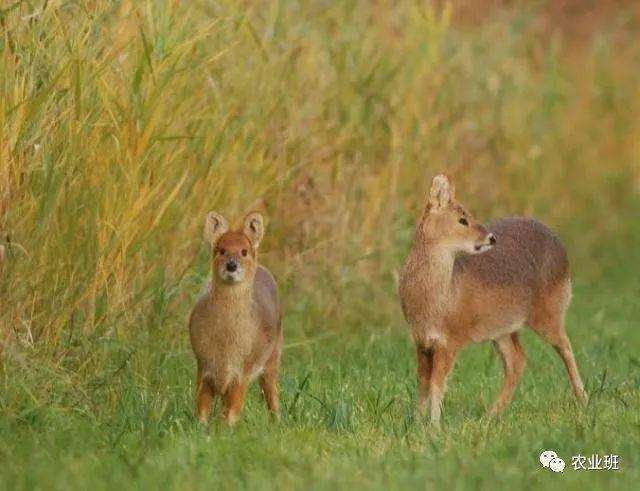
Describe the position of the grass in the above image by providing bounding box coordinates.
[1,0,640,489]
[1,278,639,490]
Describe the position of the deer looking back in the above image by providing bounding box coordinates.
[189,211,282,426]
[399,174,586,425]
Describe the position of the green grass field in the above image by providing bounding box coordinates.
[1,1,640,489]
[2,276,639,490]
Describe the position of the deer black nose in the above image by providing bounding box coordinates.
[489,234,496,245]
[226,260,238,272]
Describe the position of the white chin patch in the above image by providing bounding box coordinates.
[220,270,244,283]
[469,243,493,254]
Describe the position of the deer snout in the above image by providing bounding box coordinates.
[225,259,239,272]
[470,227,496,254]
[217,256,245,284]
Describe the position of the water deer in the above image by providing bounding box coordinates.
[399,174,586,425]
[189,211,282,426]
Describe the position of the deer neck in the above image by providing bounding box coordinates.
[210,281,253,321]
[405,236,457,321]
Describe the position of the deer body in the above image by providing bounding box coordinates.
[190,266,280,392]
[399,175,586,424]
[189,212,282,425]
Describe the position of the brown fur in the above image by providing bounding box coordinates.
[189,212,282,426]
[399,174,586,425]
[0,245,4,275]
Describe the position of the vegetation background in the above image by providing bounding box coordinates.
[1,0,639,489]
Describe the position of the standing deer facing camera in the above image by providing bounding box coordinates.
[399,174,586,425]
[189,211,282,426]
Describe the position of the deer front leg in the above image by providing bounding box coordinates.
[429,346,457,426]
[222,379,248,426]
[416,345,434,417]
[196,367,215,424]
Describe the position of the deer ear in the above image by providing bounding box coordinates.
[204,212,229,246]
[428,173,455,210]
[243,212,265,249]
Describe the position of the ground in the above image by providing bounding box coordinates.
[2,279,638,490]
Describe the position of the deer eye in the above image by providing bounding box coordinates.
[458,218,469,226]
[241,249,248,257]
[218,248,226,255]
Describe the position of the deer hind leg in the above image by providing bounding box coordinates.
[416,345,434,417]
[259,342,282,420]
[429,346,457,426]
[491,332,526,416]
[196,367,216,424]
[554,339,587,403]
[529,278,587,403]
